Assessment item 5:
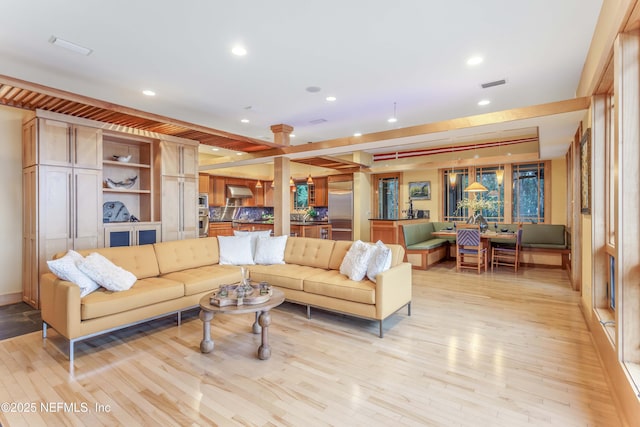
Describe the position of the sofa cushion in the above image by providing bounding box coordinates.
[304,270,375,305]
[78,252,137,292]
[254,235,288,265]
[328,241,353,270]
[161,265,241,296]
[81,277,184,320]
[283,237,335,269]
[247,264,322,291]
[340,240,377,281]
[218,235,255,265]
[75,245,160,279]
[367,241,392,283]
[47,250,100,297]
[153,237,219,274]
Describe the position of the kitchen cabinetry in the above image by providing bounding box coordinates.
[104,222,161,247]
[309,177,327,206]
[290,223,332,239]
[22,116,103,308]
[208,222,234,237]
[199,173,210,194]
[211,176,226,206]
[369,218,429,244]
[160,140,199,241]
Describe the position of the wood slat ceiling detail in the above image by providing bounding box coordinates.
[0,81,275,153]
[294,156,369,173]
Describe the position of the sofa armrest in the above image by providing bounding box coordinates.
[40,273,82,340]
[375,262,412,319]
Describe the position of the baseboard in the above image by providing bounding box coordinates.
[0,292,23,306]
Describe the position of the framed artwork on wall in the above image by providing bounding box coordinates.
[409,181,431,200]
[580,128,591,214]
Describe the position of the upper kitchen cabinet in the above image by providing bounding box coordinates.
[23,118,102,169]
[199,173,210,194]
[161,140,197,178]
[309,177,328,207]
[211,176,226,206]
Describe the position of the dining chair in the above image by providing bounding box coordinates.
[491,226,523,272]
[456,224,487,273]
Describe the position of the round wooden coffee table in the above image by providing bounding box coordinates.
[198,288,285,360]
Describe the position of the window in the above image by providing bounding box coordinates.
[443,168,469,221]
[512,163,545,223]
[375,174,399,219]
[294,183,308,209]
[475,166,504,221]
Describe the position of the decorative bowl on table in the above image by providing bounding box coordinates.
[500,228,509,233]
[446,226,453,230]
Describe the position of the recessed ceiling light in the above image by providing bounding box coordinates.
[49,36,92,56]
[353,132,362,137]
[236,152,244,156]
[231,45,247,56]
[142,90,156,96]
[467,55,483,66]
[211,147,219,151]
[326,96,336,102]
[290,134,296,138]
[387,117,397,123]
[240,118,249,123]
[478,99,491,106]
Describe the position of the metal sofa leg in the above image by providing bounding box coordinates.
[379,320,384,338]
[306,305,311,319]
[42,322,47,339]
[407,302,412,316]
[177,311,182,326]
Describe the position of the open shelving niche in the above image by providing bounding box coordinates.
[102,132,160,224]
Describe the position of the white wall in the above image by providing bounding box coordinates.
[0,106,27,302]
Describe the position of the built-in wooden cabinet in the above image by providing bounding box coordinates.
[104,222,161,247]
[199,174,210,195]
[309,177,327,206]
[211,176,226,206]
[160,140,199,241]
[21,115,103,308]
[208,222,234,237]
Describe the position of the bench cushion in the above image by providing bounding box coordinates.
[401,222,435,246]
[407,238,448,250]
[522,224,566,247]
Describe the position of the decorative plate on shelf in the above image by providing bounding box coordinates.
[112,155,132,163]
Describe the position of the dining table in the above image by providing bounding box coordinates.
[432,229,517,252]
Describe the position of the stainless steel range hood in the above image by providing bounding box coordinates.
[226,185,253,198]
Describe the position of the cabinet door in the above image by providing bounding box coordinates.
[161,175,181,241]
[182,177,198,239]
[104,226,133,247]
[182,144,198,177]
[73,126,102,169]
[22,166,38,307]
[39,119,71,166]
[199,174,210,194]
[313,177,328,206]
[161,141,181,176]
[22,119,37,168]
[74,168,102,249]
[40,165,73,273]
[211,176,226,206]
[136,224,161,245]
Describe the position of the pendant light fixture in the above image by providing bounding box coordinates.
[495,140,504,186]
[449,145,457,187]
[255,179,262,189]
[290,176,296,192]
[387,102,398,123]
[307,174,314,185]
[464,181,489,192]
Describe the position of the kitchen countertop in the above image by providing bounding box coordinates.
[231,220,330,225]
[368,218,429,221]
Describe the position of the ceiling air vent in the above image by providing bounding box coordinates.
[309,118,327,125]
[481,79,506,89]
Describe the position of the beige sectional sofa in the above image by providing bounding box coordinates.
[40,236,412,362]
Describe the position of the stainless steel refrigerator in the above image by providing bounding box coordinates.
[328,180,353,241]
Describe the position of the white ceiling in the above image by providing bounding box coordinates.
[0,0,602,160]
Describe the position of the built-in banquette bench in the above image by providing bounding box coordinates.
[399,222,569,270]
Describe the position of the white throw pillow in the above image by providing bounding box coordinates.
[339,240,377,281]
[233,230,272,258]
[367,240,392,283]
[254,235,288,265]
[47,250,100,297]
[78,252,137,292]
[218,234,255,265]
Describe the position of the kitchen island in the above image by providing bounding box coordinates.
[231,220,332,239]
[369,218,430,245]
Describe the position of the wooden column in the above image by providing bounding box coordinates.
[614,30,640,364]
[271,124,293,237]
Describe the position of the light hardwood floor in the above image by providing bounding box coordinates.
[0,263,624,426]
